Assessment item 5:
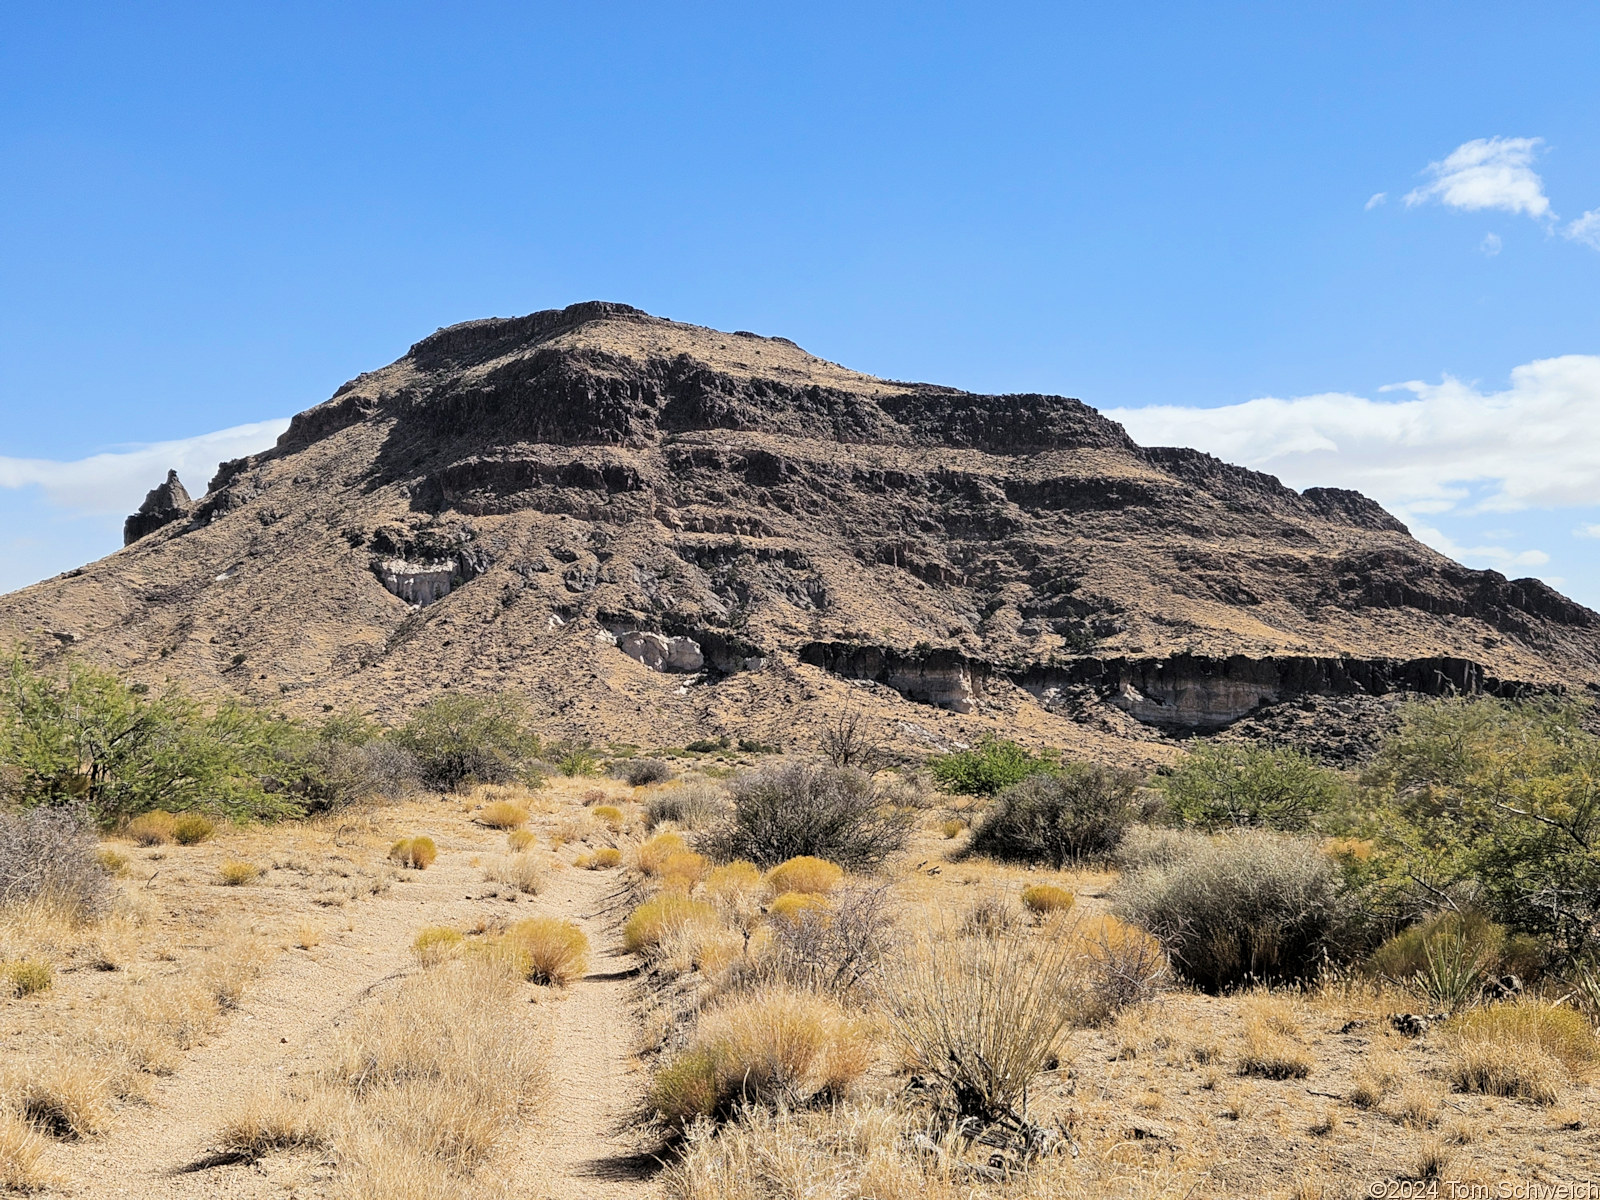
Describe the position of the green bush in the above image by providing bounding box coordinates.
[1115,830,1351,992]
[1160,743,1345,831]
[968,764,1143,866]
[929,736,1055,796]
[704,761,911,870]
[1365,697,1600,959]
[392,694,541,792]
[1370,908,1544,984]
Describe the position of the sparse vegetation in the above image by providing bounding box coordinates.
[503,917,589,985]
[0,804,114,921]
[968,763,1143,866]
[388,836,438,869]
[704,761,911,870]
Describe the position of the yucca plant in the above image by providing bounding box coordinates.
[1411,929,1486,1013]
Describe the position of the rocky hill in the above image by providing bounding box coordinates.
[5,301,1597,765]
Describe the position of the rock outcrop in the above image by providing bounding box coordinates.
[10,302,1600,764]
[122,470,192,545]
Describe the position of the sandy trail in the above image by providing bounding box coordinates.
[42,822,658,1199]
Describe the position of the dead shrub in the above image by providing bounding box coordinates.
[388,837,437,869]
[1063,913,1167,1019]
[958,892,1018,938]
[614,758,675,787]
[503,918,589,986]
[705,761,911,871]
[644,780,725,830]
[648,986,874,1129]
[880,922,1079,1122]
[0,805,114,922]
[765,883,894,992]
[765,855,843,897]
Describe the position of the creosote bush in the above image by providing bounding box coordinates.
[388,836,437,870]
[644,780,726,830]
[392,693,541,792]
[1114,829,1349,991]
[929,736,1056,796]
[968,764,1143,867]
[766,855,843,897]
[705,761,910,870]
[613,758,674,787]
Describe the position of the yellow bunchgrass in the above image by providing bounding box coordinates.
[125,810,177,846]
[94,847,130,877]
[1236,997,1312,1080]
[389,837,438,870]
[1444,1001,1599,1105]
[172,813,216,845]
[413,927,465,967]
[506,829,536,852]
[218,860,262,886]
[658,850,709,891]
[766,856,843,897]
[637,832,687,875]
[649,986,874,1128]
[592,847,622,869]
[940,819,965,839]
[0,1109,50,1191]
[768,892,830,928]
[1021,883,1075,916]
[591,805,625,832]
[479,800,528,830]
[483,853,545,895]
[5,959,53,997]
[218,1086,335,1157]
[705,860,762,904]
[292,921,322,950]
[622,893,720,955]
[503,918,590,986]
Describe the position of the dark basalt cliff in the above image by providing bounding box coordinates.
[5,301,1596,764]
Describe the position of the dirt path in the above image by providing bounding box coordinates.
[41,821,658,1199]
[510,869,658,1200]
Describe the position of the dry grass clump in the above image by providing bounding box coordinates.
[5,958,52,997]
[958,891,1018,938]
[0,1109,50,1191]
[413,926,464,966]
[1,1055,116,1139]
[503,918,590,986]
[388,836,437,869]
[218,860,262,886]
[623,894,720,955]
[940,819,965,839]
[1236,996,1313,1079]
[171,813,216,845]
[483,852,544,895]
[649,986,874,1129]
[1021,882,1075,916]
[124,810,176,846]
[1059,912,1167,1019]
[881,923,1079,1121]
[1349,1048,1403,1109]
[218,1087,335,1157]
[637,831,687,875]
[1443,1001,1598,1105]
[591,804,625,832]
[292,920,322,950]
[765,855,843,897]
[94,847,129,876]
[575,847,622,870]
[478,800,528,830]
[506,829,536,852]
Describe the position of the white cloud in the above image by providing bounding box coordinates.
[1106,353,1600,524]
[1480,232,1502,256]
[1404,136,1551,219]
[1408,522,1549,569]
[1365,192,1388,210]
[1566,209,1600,250]
[1577,524,1600,539]
[0,419,289,517]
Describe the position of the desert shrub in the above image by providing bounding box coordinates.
[1114,829,1350,991]
[276,731,420,811]
[388,837,437,870]
[1021,883,1075,916]
[1370,909,1537,1001]
[591,804,624,831]
[705,762,911,870]
[413,926,464,966]
[219,860,262,886]
[940,819,964,839]
[392,693,541,792]
[0,804,114,921]
[503,918,589,986]
[1444,1002,1599,1104]
[769,891,830,928]
[637,831,687,875]
[478,800,526,830]
[1365,697,1600,958]
[623,894,720,955]
[171,813,216,844]
[881,923,1080,1123]
[648,986,873,1129]
[506,829,536,852]
[588,847,622,870]
[1115,824,1207,870]
[658,850,709,891]
[644,780,726,830]
[550,740,603,777]
[1161,743,1345,832]
[1066,913,1167,1019]
[94,847,128,876]
[764,883,894,993]
[928,736,1055,797]
[6,958,53,997]
[968,765,1143,867]
[766,855,844,897]
[959,892,1018,938]
[0,655,308,822]
[818,707,885,772]
[125,810,176,845]
[613,758,674,786]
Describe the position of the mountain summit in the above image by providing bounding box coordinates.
[5,301,1596,762]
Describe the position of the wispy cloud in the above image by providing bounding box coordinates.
[1566,209,1600,250]
[0,420,289,517]
[1403,136,1551,219]
[1576,524,1600,540]
[1480,232,1502,256]
[1365,192,1388,210]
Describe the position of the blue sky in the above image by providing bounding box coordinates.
[2,3,1597,603]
